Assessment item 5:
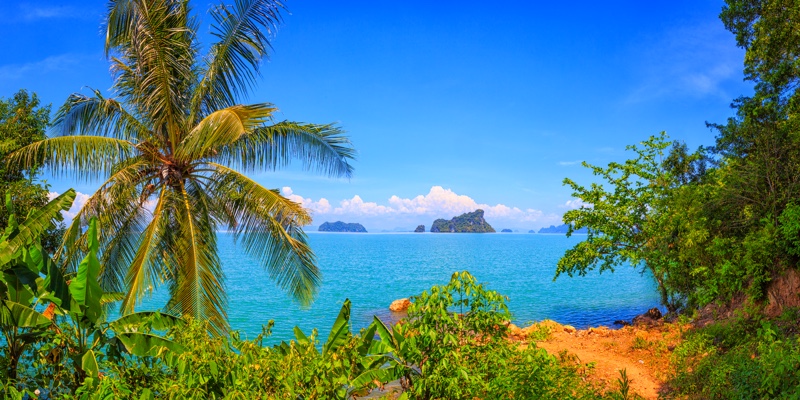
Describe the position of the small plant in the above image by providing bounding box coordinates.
[614,369,632,400]
[526,323,554,341]
[631,337,650,350]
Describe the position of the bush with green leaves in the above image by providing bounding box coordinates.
[670,315,800,399]
[373,271,606,399]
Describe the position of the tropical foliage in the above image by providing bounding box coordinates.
[553,0,800,396]
[2,227,618,400]
[0,90,63,252]
[7,0,355,334]
[558,0,800,316]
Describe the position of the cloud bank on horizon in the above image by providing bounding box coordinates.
[283,186,566,230]
[49,186,590,231]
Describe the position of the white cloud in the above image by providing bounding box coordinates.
[283,186,554,226]
[0,54,87,82]
[559,199,592,209]
[558,160,581,166]
[23,6,75,20]
[7,4,93,22]
[281,187,332,214]
[625,22,745,104]
[49,191,90,220]
[335,195,393,216]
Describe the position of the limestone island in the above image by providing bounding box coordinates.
[414,225,425,233]
[318,221,367,233]
[430,209,495,233]
[501,229,512,233]
[538,224,588,234]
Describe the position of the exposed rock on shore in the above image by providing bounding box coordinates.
[632,308,663,327]
[389,298,411,312]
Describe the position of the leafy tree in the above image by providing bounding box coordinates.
[556,133,690,312]
[8,0,355,335]
[0,90,63,253]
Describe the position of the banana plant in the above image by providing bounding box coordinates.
[53,217,185,388]
[275,299,403,398]
[0,190,75,381]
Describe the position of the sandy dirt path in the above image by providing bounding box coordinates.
[511,321,687,399]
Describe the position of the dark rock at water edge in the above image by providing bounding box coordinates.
[414,225,425,233]
[538,223,588,234]
[318,221,367,233]
[632,307,663,327]
[501,229,512,233]
[430,209,495,233]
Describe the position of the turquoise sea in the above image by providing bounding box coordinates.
[141,232,662,343]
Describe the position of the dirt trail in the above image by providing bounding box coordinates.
[511,321,687,399]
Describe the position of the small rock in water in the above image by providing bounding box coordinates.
[389,298,411,312]
[614,319,630,326]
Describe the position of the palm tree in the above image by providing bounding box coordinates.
[8,0,354,334]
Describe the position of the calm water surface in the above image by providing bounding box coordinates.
[140,232,661,343]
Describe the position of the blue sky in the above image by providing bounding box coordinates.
[0,1,752,231]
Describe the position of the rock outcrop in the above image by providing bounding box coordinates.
[318,221,367,233]
[632,307,663,327]
[430,209,495,233]
[389,298,411,312]
[414,225,425,233]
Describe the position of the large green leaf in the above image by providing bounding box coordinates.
[43,259,71,307]
[372,316,397,353]
[109,311,185,333]
[2,193,18,242]
[323,298,351,356]
[69,218,103,324]
[293,326,310,345]
[0,300,51,328]
[0,190,75,266]
[7,262,40,295]
[115,332,184,357]
[81,350,99,386]
[2,272,34,305]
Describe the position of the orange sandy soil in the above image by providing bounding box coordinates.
[509,320,689,399]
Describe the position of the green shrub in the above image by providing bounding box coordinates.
[670,318,800,399]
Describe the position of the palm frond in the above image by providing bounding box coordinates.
[206,162,320,306]
[190,0,284,119]
[0,190,76,266]
[106,0,196,148]
[176,103,275,161]
[105,0,137,54]
[215,121,355,178]
[164,179,227,335]
[6,136,137,181]
[53,90,153,144]
[54,159,155,276]
[121,187,171,314]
